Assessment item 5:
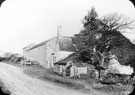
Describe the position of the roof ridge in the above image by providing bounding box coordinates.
[26,36,72,51]
[27,37,56,51]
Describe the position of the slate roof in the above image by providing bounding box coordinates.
[23,43,36,50]
[54,53,78,65]
[27,37,55,51]
[59,36,75,51]
[26,36,75,52]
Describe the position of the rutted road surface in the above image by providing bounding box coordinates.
[0,62,104,95]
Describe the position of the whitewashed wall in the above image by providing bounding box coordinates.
[23,37,60,68]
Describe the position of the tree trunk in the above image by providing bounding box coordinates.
[98,70,100,78]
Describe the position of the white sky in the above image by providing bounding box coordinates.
[0,0,134,54]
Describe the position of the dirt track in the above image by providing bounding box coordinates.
[0,62,107,95]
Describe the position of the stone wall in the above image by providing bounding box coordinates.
[23,37,60,68]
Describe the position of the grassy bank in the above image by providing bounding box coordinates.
[23,65,91,92]
[22,65,133,95]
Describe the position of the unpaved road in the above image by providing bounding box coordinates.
[0,62,106,95]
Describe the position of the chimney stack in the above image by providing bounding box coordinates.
[57,26,62,39]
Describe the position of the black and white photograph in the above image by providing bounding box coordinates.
[0,0,135,95]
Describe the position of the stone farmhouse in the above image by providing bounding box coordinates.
[23,28,74,68]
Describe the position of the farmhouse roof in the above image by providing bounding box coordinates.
[54,53,78,65]
[27,37,55,51]
[26,36,75,52]
[59,36,75,51]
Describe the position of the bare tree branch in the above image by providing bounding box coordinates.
[100,13,135,32]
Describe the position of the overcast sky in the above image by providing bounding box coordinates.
[0,0,134,54]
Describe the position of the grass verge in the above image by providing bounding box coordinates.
[23,65,92,93]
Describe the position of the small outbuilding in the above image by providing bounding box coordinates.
[53,53,88,78]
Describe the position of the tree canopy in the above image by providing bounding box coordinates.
[72,7,135,70]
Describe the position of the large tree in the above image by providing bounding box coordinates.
[72,8,101,61]
[72,7,135,75]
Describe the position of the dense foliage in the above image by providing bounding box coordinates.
[72,7,135,71]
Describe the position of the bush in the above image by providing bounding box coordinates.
[100,73,133,85]
[10,57,22,63]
